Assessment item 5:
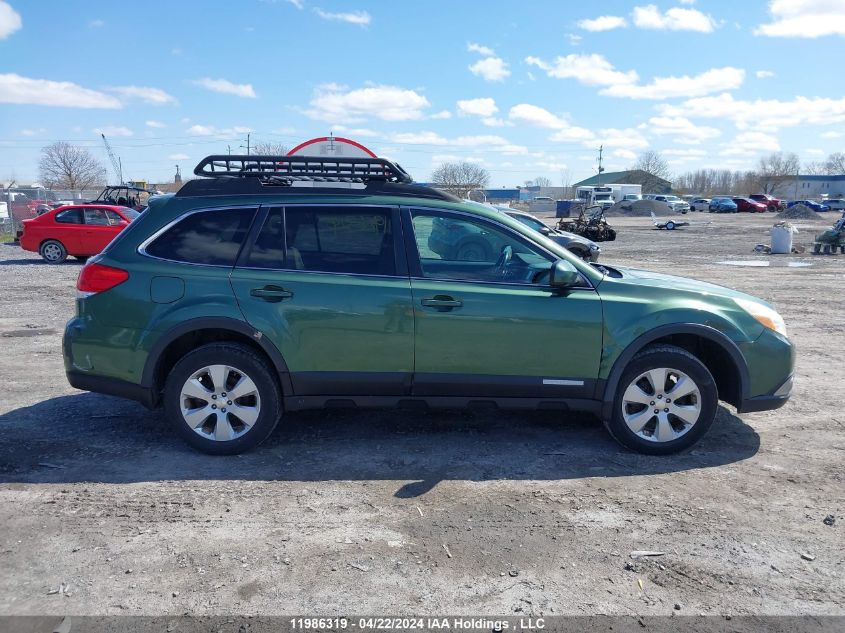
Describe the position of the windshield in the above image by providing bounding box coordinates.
[664,196,681,202]
[509,213,547,231]
[594,194,612,201]
[120,207,141,221]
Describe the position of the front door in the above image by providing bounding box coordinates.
[81,207,123,254]
[230,205,414,396]
[405,207,603,400]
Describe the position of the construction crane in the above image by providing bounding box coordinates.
[101,133,123,184]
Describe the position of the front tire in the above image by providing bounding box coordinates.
[40,240,67,264]
[163,342,281,455]
[604,345,718,455]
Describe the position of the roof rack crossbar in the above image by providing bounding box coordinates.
[193,154,413,184]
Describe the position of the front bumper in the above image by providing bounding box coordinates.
[737,374,793,413]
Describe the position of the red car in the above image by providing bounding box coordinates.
[749,193,784,211]
[18,204,139,263]
[732,197,767,213]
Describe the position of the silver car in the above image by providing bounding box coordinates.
[497,208,601,262]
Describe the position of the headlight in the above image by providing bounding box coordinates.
[734,297,787,338]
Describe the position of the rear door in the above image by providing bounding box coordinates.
[404,207,603,400]
[51,207,84,252]
[230,205,414,396]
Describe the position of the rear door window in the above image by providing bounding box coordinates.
[55,208,82,224]
[245,206,396,276]
[144,207,256,266]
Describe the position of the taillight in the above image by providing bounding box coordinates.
[76,263,129,297]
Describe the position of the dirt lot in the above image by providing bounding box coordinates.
[0,212,843,616]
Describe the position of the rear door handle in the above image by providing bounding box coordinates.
[250,286,294,302]
[421,296,463,310]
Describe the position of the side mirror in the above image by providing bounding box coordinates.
[549,260,580,288]
[539,226,551,235]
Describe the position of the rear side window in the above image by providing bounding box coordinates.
[55,208,82,224]
[83,208,111,226]
[245,206,395,276]
[145,207,256,266]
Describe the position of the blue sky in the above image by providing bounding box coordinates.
[1,0,844,187]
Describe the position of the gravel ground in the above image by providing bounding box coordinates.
[0,212,843,616]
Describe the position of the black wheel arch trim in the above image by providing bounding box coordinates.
[140,317,292,396]
[598,323,750,418]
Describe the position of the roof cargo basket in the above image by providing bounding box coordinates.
[193,154,414,185]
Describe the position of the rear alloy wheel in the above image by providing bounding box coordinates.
[40,240,67,264]
[163,343,281,455]
[605,345,718,454]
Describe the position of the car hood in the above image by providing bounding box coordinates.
[604,265,767,304]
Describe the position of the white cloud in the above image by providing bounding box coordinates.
[805,148,825,156]
[0,1,21,39]
[145,120,166,128]
[525,54,638,87]
[111,85,177,105]
[602,67,745,99]
[646,116,721,143]
[89,19,104,28]
[663,148,707,157]
[821,130,843,139]
[469,57,511,82]
[509,103,568,129]
[431,154,486,165]
[332,125,380,137]
[467,42,495,56]
[20,127,46,136]
[594,127,649,149]
[508,103,594,141]
[169,153,190,161]
[482,117,511,127]
[192,78,257,98]
[0,73,122,108]
[578,15,628,31]
[286,0,304,8]
[612,148,637,160]
[306,83,430,123]
[313,8,371,26]
[632,4,717,32]
[756,70,776,78]
[457,97,498,118]
[566,33,583,45]
[430,110,452,119]
[658,93,845,130]
[755,0,845,37]
[721,131,780,155]
[186,124,252,138]
[390,131,528,155]
[94,126,133,137]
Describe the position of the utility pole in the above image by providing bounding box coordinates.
[596,145,605,186]
[227,145,232,155]
[240,133,251,155]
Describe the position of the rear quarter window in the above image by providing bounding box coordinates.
[55,208,82,224]
[144,207,256,266]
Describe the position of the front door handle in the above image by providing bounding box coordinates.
[421,296,463,310]
[250,285,294,302]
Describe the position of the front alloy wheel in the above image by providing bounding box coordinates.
[605,345,718,454]
[622,367,701,443]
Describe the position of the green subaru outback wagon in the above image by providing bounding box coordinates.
[63,155,793,455]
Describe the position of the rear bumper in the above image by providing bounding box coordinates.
[737,374,793,413]
[66,370,156,409]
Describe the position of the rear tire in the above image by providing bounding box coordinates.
[40,240,67,264]
[163,342,282,455]
[604,345,718,455]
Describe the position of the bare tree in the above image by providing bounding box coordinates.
[757,152,799,195]
[824,152,845,175]
[431,161,490,199]
[252,141,290,156]
[39,142,107,190]
[533,176,552,188]
[630,150,671,192]
[803,161,828,175]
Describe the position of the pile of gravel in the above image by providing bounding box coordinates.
[776,204,820,220]
[605,199,670,217]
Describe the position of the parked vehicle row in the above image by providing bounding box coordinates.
[687,194,836,213]
[643,194,690,213]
